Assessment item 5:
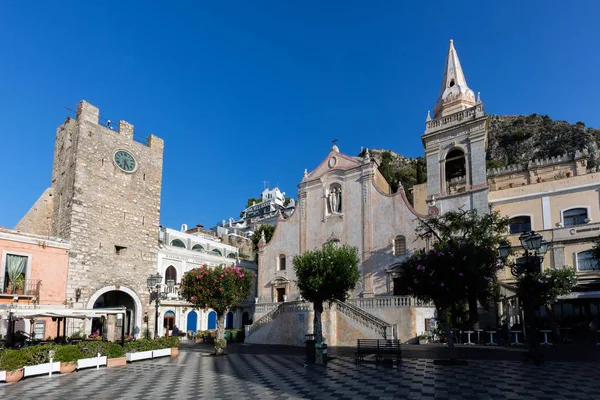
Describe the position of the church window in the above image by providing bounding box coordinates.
[563,208,588,227]
[508,216,531,234]
[212,249,222,256]
[449,79,455,87]
[165,265,177,285]
[192,244,204,252]
[445,148,466,194]
[170,239,186,248]
[394,235,406,256]
[227,253,236,259]
[278,255,286,271]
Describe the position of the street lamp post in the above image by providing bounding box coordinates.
[498,231,548,363]
[147,273,173,338]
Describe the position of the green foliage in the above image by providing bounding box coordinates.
[157,336,181,348]
[293,244,360,305]
[107,343,125,358]
[0,349,31,372]
[375,151,427,201]
[22,344,57,365]
[488,114,599,167]
[77,341,109,358]
[251,224,275,261]
[517,267,577,306]
[245,197,263,208]
[54,345,82,364]
[486,160,504,170]
[180,264,255,317]
[399,209,509,319]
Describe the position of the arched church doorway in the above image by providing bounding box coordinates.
[187,311,198,333]
[92,290,136,336]
[207,311,217,330]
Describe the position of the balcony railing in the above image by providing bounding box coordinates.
[0,278,40,297]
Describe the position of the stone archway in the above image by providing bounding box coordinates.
[87,285,143,338]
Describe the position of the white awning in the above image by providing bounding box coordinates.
[0,307,126,320]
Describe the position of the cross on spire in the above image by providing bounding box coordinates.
[332,138,338,145]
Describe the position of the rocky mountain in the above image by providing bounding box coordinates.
[487,114,599,170]
[367,114,600,201]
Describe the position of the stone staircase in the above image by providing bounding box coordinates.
[333,300,396,339]
[246,300,396,344]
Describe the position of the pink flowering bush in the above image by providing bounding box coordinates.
[180,264,255,355]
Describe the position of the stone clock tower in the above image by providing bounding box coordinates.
[17,100,164,337]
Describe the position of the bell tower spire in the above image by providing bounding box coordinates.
[432,40,476,119]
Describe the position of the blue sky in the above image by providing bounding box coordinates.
[1,1,599,230]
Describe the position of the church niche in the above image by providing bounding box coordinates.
[326,183,342,215]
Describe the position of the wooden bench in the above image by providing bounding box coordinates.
[355,339,402,365]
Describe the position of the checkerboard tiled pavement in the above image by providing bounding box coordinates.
[1,349,599,399]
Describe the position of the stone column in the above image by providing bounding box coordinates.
[360,169,374,296]
[104,314,117,342]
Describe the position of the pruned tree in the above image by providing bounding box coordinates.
[180,264,254,355]
[292,244,360,343]
[416,209,509,328]
[516,267,576,341]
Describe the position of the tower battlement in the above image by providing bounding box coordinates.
[75,100,163,151]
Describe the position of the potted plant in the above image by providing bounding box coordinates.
[169,336,181,357]
[14,275,25,295]
[55,345,81,374]
[230,329,238,342]
[106,343,126,367]
[195,330,205,344]
[0,349,29,383]
[76,341,108,369]
[417,333,429,345]
[22,344,60,377]
[124,339,155,362]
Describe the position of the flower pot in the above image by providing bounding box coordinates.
[566,172,572,177]
[152,348,171,358]
[0,370,5,382]
[107,357,127,368]
[171,347,179,358]
[195,338,202,344]
[5,368,23,383]
[77,356,107,370]
[60,362,77,374]
[125,350,153,362]
[231,330,238,341]
[24,362,60,377]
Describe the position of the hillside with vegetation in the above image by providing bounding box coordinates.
[367,114,600,201]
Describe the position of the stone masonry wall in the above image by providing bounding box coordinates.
[45,100,164,336]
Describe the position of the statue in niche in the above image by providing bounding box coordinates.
[328,186,342,214]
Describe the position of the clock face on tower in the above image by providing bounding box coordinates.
[113,150,137,173]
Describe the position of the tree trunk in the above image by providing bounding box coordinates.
[313,301,324,343]
[215,312,227,355]
[545,303,562,343]
[439,307,456,360]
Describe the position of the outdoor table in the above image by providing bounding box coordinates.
[510,330,523,346]
[486,330,497,345]
[475,329,483,344]
[540,330,552,345]
[464,330,475,345]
